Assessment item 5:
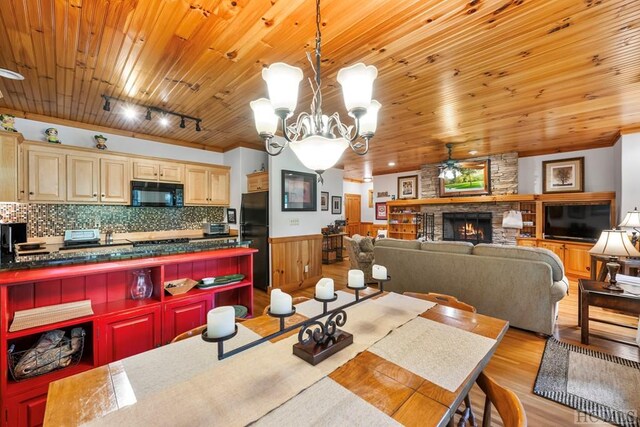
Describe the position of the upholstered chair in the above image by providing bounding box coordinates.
[344,234,375,283]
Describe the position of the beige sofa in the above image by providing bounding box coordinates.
[373,239,569,335]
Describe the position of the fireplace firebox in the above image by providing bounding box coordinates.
[442,212,492,244]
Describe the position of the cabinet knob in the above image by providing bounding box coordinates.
[101,194,105,197]
[20,190,24,193]
[160,173,164,177]
[154,173,157,176]
[93,193,97,197]
[29,192,34,195]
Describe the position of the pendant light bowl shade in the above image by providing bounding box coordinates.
[250,98,278,135]
[619,208,640,228]
[289,135,349,172]
[359,100,381,136]
[589,230,640,257]
[337,63,378,114]
[262,63,304,114]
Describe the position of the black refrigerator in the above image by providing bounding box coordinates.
[240,191,269,290]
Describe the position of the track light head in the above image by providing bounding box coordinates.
[179,117,186,129]
[103,98,111,112]
[195,120,202,132]
[145,108,152,120]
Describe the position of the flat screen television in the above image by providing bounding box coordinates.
[544,204,611,242]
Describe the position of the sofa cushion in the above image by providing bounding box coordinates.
[420,241,474,255]
[374,238,421,250]
[473,243,565,281]
[359,237,375,253]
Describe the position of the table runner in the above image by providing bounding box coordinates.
[369,316,497,392]
[295,290,356,317]
[84,294,435,426]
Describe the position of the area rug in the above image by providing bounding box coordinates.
[534,337,640,427]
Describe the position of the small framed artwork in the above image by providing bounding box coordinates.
[282,169,317,211]
[331,196,342,214]
[226,208,237,224]
[320,191,329,211]
[439,160,491,197]
[398,175,418,200]
[542,157,585,194]
[375,202,388,220]
[368,189,373,208]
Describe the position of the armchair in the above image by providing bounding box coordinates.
[344,235,375,283]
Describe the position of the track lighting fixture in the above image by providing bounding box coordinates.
[101,94,202,131]
[102,96,111,112]
[179,117,186,129]
[195,120,201,132]
[145,108,152,120]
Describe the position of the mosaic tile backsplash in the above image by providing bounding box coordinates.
[0,204,225,237]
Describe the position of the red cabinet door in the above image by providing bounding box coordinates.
[5,389,48,427]
[98,305,162,365]
[163,295,211,344]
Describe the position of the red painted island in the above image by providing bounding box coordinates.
[0,247,256,427]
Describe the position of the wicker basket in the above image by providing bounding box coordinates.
[164,278,198,296]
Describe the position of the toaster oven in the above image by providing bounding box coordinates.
[203,223,229,236]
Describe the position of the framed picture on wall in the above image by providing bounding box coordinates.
[397,175,418,199]
[368,189,373,208]
[438,160,491,197]
[281,170,317,211]
[320,191,329,211]
[375,202,388,220]
[542,157,584,194]
[331,196,342,214]
[226,208,237,224]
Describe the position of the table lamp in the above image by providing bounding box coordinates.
[589,229,640,291]
[619,207,640,249]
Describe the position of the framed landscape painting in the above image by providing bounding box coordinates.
[542,157,584,194]
[439,160,491,197]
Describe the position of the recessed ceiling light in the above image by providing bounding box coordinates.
[0,68,25,80]
[363,177,372,183]
[388,162,396,167]
[468,150,478,155]
[123,106,138,120]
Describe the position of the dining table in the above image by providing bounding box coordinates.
[44,289,508,426]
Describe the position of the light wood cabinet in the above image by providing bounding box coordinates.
[210,167,230,205]
[67,155,100,202]
[100,157,130,204]
[133,160,183,183]
[159,162,183,182]
[247,171,269,192]
[515,238,537,248]
[517,238,592,278]
[537,241,565,261]
[132,160,159,181]
[26,148,66,202]
[0,132,21,202]
[185,166,230,206]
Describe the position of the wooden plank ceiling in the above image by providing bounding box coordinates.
[0,0,639,179]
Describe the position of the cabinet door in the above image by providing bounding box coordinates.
[100,157,130,204]
[66,155,100,203]
[6,389,48,427]
[132,160,159,181]
[209,167,230,206]
[538,241,565,262]
[516,239,537,248]
[564,244,592,278]
[159,162,184,183]
[27,149,66,201]
[163,296,210,344]
[247,172,268,192]
[99,306,161,365]
[185,167,210,205]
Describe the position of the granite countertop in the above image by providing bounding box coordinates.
[0,239,251,272]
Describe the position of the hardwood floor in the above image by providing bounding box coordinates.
[254,260,639,426]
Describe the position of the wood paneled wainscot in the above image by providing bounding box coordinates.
[270,235,323,292]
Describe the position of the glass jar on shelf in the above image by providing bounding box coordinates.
[130,269,153,300]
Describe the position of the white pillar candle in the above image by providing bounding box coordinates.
[315,278,334,299]
[270,289,293,314]
[348,269,365,288]
[207,306,236,339]
[372,264,388,280]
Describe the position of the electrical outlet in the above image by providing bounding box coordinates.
[304,264,309,273]
[289,218,299,226]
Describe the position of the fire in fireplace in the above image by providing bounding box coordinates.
[442,212,492,244]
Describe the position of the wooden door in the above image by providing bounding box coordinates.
[132,160,159,181]
[66,155,100,203]
[185,166,210,205]
[344,193,361,236]
[564,243,592,278]
[27,149,66,202]
[100,157,130,204]
[538,241,565,263]
[159,162,184,183]
[209,167,230,206]
[99,306,161,365]
[163,296,210,344]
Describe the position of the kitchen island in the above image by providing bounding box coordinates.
[0,245,256,427]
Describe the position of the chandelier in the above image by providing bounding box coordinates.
[438,143,462,179]
[250,0,381,181]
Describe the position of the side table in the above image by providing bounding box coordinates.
[578,279,640,345]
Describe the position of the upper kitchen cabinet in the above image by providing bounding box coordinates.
[0,132,22,202]
[67,155,100,203]
[247,171,269,193]
[133,160,184,183]
[26,146,66,202]
[100,156,130,204]
[185,166,230,206]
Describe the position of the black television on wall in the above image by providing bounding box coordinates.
[544,204,611,243]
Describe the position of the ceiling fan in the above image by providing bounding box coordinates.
[438,143,462,179]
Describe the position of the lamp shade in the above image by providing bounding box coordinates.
[589,230,640,257]
[250,98,278,135]
[262,63,303,113]
[359,100,381,136]
[337,63,378,112]
[619,207,640,228]
[289,135,349,172]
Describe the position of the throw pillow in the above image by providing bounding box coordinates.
[359,237,375,253]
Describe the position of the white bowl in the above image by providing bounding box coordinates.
[202,277,215,285]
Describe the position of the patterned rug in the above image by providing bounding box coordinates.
[534,338,640,427]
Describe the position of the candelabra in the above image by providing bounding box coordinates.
[202,277,390,365]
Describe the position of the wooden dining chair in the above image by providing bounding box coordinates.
[403,291,477,313]
[476,372,527,427]
[262,296,310,315]
[171,317,247,344]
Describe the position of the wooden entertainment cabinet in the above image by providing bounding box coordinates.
[0,248,255,427]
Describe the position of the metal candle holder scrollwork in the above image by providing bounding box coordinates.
[202,275,390,366]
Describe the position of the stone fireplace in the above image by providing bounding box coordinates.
[443,212,493,244]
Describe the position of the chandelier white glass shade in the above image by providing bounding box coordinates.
[438,143,462,179]
[249,0,380,181]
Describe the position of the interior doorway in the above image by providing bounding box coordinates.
[344,193,361,236]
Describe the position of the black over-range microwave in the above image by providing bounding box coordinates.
[131,181,184,207]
